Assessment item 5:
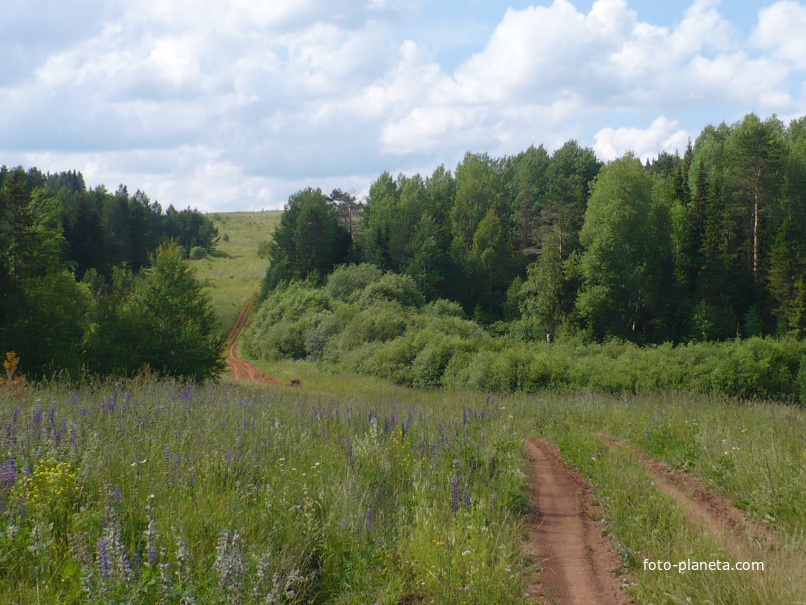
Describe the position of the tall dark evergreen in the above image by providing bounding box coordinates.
[260,188,351,297]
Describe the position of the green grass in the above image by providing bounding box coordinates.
[189,211,281,338]
[0,379,529,605]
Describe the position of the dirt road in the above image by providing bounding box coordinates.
[599,435,781,555]
[223,303,292,386]
[525,438,629,605]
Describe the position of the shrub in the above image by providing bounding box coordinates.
[337,301,411,351]
[358,334,426,385]
[326,263,384,303]
[189,246,207,260]
[411,336,472,388]
[356,273,425,309]
[422,299,466,319]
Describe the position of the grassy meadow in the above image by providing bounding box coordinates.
[188,211,281,338]
[1,377,804,604]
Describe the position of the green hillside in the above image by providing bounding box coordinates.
[190,211,281,337]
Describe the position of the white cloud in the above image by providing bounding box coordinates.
[0,0,803,210]
[594,117,690,161]
[753,0,806,69]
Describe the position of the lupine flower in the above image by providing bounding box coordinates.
[464,489,472,509]
[33,403,43,426]
[0,457,16,488]
[97,538,111,580]
[105,389,119,413]
[451,477,460,513]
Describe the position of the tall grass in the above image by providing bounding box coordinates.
[0,378,528,604]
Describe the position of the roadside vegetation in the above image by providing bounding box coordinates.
[243,267,806,401]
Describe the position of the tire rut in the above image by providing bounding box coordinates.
[223,303,297,387]
[598,435,782,556]
[526,438,630,605]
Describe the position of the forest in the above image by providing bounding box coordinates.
[260,113,806,343]
[1,112,805,390]
[0,166,222,379]
[247,113,806,401]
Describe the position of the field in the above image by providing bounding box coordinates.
[188,211,282,338]
[1,378,804,604]
[2,210,804,604]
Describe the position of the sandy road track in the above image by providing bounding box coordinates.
[525,438,630,605]
[599,435,781,555]
[223,302,294,386]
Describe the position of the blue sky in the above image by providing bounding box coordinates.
[0,0,803,211]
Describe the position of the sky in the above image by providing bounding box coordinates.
[0,0,804,211]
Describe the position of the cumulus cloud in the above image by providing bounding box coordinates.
[594,117,690,161]
[0,0,803,211]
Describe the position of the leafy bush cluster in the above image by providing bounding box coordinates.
[244,265,806,401]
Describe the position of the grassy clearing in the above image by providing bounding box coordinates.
[0,379,529,604]
[189,211,280,338]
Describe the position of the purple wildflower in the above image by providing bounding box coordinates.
[451,476,460,514]
[0,457,16,488]
[98,538,111,578]
[347,438,355,469]
[110,388,120,411]
[464,489,471,509]
[48,403,56,428]
[33,403,43,426]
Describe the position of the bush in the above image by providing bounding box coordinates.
[358,333,427,384]
[411,335,472,388]
[338,301,410,351]
[189,246,207,260]
[326,263,384,303]
[357,273,425,309]
[422,299,466,319]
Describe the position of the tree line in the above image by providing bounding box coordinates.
[261,113,806,344]
[0,166,223,379]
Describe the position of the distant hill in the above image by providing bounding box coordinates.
[190,211,282,337]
